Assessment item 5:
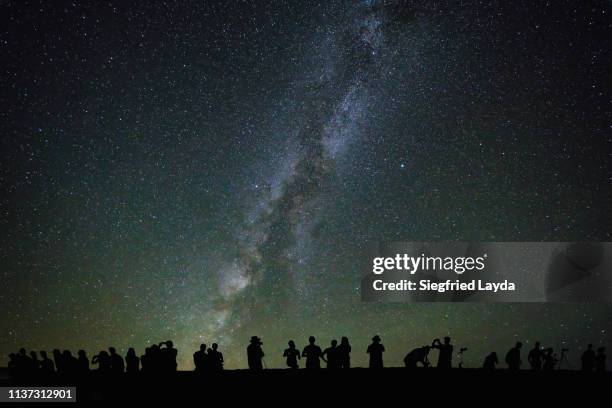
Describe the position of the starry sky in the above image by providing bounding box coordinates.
[1,0,611,370]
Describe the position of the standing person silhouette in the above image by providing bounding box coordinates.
[159,341,178,372]
[505,342,523,371]
[302,336,324,369]
[140,347,151,372]
[322,340,339,369]
[431,337,453,369]
[581,344,596,371]
[283,340,300,369]
[39,351,55,375]
[247,336,265,370]
[337,337,352,368]
[108,347,125,374]
[29,351,39,373]
[367,335,385,368]
[125,348,140,373]
[208,343,224,371]
[528,341,543,371]
[77,350,89,374]
[193,344,207,372]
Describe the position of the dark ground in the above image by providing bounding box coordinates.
[1,368,610,405]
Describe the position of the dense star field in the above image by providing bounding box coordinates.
[1,0,611,370]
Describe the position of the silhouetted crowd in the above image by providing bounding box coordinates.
[6,335,608,378]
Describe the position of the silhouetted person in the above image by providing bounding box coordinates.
[323,340,339,369]
[159,341,178,372]
[505,342,522,370]
[108,347,125,374]
[283,340,300,369]
[77,350,89,374]
[208,343,224,371]
[528,342,543,371]
[247,336,265,370]
[367,335,385,368]
[29,351,40,375]
[431,337,453,369]
[542,348,557,371]
[141,347,151,372]
[302,336,324,369]
[16,348,32,377]
[149,344,161,372]
[581,344,596,372]
[92,351,111,373]
[62,350,77,375]
[404,346,431,368]
[194,344,208,372]
[483,352,498,370]
[337,337,352,368]
[595,347,606,373]
[126,348,140,373]
[39,351,55,376]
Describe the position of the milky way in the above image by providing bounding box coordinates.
[211,2,391,338]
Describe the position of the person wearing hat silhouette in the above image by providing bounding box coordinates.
[247,336,265,370]
[367,335,385,368]
[302,336,324,369]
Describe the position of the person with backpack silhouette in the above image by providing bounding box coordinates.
[323,340,340,369]
[431,337,453,369]
[483,352,498,370]
[595,347,606,373]
[367,335,385,368]
[208,343,224,371]
[283,340,300,369]
[505,342,522,370]
[528,341,543,371]
[337,337,352,368]
[302,336,325,369]
[247,336,265,370]
[581,344,596,371]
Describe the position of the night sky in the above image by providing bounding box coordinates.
[1,0,611,370]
